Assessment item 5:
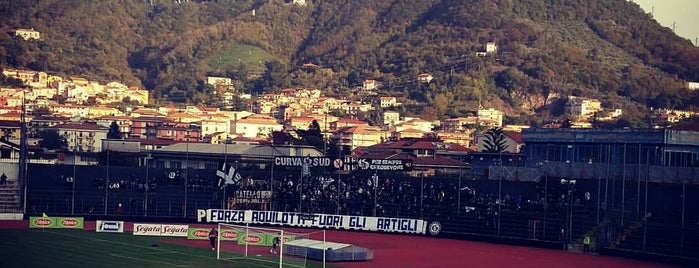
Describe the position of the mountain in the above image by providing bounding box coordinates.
[1,0,698,125]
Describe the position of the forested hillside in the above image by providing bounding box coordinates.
[1,0,698,125]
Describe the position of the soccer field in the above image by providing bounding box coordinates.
[0,229,335,268]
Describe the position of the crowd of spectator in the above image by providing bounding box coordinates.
[230,170,593,224]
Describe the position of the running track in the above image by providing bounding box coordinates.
[1,220,680,268]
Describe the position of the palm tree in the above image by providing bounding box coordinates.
[482,127,509,153]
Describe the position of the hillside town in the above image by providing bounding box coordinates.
[2,2,699,266]
[6,66,696,158]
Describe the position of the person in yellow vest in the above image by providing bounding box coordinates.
[583,234,591,254]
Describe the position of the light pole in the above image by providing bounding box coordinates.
[71,149,76,215]
[104,141,110,215]
[561,178,577,245]
[537,160,549,239]
[184,135,189,217]
[144,154,153,216]
[372,171,378,216]
[592,158,601,225]
[419,171,424,219]
[497,154,503,236]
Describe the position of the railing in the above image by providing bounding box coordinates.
[13,162,699,264]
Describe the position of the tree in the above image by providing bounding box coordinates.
[38,130,67,151]
[295,120,326,153]
[481,127,509,153]
[107,121,121,139]
[31,106,51,117]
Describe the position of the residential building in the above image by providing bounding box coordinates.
[395,118,433,133]
[565,96,602,118]
[167,112,202,124]
[51,104,90,118]
[329,118,369,131]
[201,119,230,138]
[379,96,397,108]
[477,108,503,128]
[87,106,123,118]
[503,125,531,132]
[156,122,201,141]
[131,116,170,139]
[357,138,471,174]
[435,132,473,148]
[363,79,378,91]
[231,114,282,139]
[486,41,498,53]
[14,28,40,40]
[95,115,132,138]
[0,120,21,140]
[206,76,232,87]
[51,122,108,152]
[333,125,387,152]
[383,111,401,127]
[287,116,316,131]
[391,128,426,140]
[417,73,434,83]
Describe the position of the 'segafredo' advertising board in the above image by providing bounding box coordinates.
[29,217,84,229]
[96,220,124,233]
[197,209,427,234]
[133,223,189,237]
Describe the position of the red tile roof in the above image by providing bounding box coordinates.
[51,123,108,131]
[504,131,523,143]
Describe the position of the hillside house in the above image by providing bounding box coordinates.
[478,108,504,128]
[14,28,40,40]
[50,122,108,152]
[363,79,378,91]
[231,114,282,139]
[380,96,397,108]
[383,111,401,127]
[486,41,498,53]
[565,96,602,118]
[417,73,434,83]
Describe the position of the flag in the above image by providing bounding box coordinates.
[217,161,242,188]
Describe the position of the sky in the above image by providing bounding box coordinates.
[632,0,699,45]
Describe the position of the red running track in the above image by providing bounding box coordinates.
[1,220,679,268]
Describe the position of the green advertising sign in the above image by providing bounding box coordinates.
[187,228,242,241]
[29,217,55,228]
[237,232,268,246]
[187,228,211,240]
[56,217,84,228]
[219,229,240,241]
[266,234,294,246]
[29,217,83,229]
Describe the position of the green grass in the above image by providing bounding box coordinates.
[0,229,336,268]
[208,44,277,72]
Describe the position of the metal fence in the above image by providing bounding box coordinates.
[15,162,699,261]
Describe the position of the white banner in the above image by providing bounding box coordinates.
[133,223,189,237]
[197,209,426,234]
[96,220,124,233]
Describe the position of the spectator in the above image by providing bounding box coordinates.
[583,234,591,254]
[209,228,218,250]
